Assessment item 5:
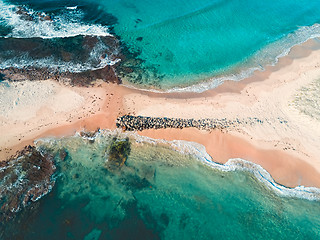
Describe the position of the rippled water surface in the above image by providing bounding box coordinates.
[1,0,320,89]
[1,132,319,239]
[1,0,320,238]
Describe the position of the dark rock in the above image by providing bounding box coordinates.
[43,15,52,21]
[116,115,266,132]
[105,137,131,171]
[16,7,33,21]
[0,35,122,86]
[59,149,68,161]
[0,146,56,222]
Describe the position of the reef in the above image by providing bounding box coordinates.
[0,35,121,86]
[105,137,131,170]
[0,146,56,221]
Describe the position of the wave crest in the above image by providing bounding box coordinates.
[123,130,320,201]
[0,0,111,39]
[122,24,320,93]
[35,129,320,201]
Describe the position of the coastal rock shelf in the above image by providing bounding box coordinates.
[0,34,122,86]
[0,146,56,221]
[116,115,287,131]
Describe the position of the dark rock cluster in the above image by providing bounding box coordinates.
[116,115,266,131]
[0,146,56,221]
[0,64,120,86]
[15,6,53,22]
[0,35,121,86]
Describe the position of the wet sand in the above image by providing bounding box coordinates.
[1,38,320,188]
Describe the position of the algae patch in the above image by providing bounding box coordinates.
[105,137,131,170]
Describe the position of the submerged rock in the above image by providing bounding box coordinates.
[105,137,131,171]
[0,146,56,221]
[84,228,102,240]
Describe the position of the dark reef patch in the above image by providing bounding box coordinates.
[0,35,122,86]
[0,1,124,86]
[105,137,131,170]
[0,0,164,88]
[115,41,164,88]
[0,146,56,222]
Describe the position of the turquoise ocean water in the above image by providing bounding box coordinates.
[1,0,320,238]
[2,131,320,239]
[97,0,320,89]
[1,0,320,89]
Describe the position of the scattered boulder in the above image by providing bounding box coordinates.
[15,7,33,21]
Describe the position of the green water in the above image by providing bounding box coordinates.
[2,0,320,90]
[93,0,320,89]
[2,131,319,239]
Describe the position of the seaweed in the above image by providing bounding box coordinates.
[105,137,131,170]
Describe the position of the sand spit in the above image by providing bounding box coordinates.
[1,39,320,188]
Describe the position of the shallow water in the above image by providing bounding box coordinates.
[98,0,320,89]
[1,132,319,239]
[1,0,320,89]
[1,1,320,238]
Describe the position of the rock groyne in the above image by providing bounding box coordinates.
[116,115,269,131]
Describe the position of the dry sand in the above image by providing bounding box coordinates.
[1,38,320,188]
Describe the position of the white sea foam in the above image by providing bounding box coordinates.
[0,0,111,39]
[120,130,320,201]
[66,6,78,10]
[122,24,320,94]
[35,129,320,201]
[168,24,320,93]
[0,50,119,72]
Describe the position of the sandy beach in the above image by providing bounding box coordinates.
[1,38,320,188]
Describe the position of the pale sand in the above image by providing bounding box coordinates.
[0,81,132,158]
[1,38,320,188]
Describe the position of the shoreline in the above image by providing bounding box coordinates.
[1,38,320,189]
[120,35,320,94]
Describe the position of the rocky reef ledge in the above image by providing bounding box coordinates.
[0,146,56,221]
[0,34,122,86]
[116,115,277,131]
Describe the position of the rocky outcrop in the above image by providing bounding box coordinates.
[0,35,121,86]
[0,146,56,221]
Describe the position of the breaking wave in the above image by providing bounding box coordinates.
[0,0,120,72]
[120,130,320,201]
[122,24,320,93]
[0,0,111,39]
[36,129,320,201]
